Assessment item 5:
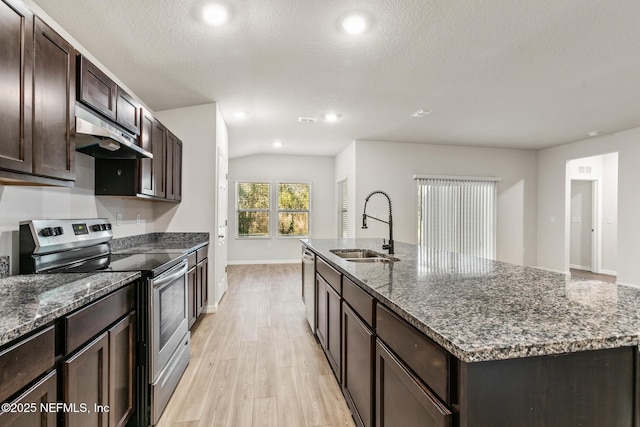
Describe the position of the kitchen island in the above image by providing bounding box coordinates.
[303,238,640,427]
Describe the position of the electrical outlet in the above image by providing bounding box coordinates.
[136,213,141,225]
[116,213,122,226]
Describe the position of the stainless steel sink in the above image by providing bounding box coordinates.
[330,249,399,263]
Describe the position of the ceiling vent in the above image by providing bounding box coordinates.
[578,165,592,174]
[298,116,317,123]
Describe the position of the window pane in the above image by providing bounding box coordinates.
[238,212,270,236]
[238,182,270,209]
[278,183,309,210]
[278,212,309,236]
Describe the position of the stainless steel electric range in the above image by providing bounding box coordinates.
[19,218,190,426]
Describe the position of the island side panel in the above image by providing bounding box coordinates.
[457,346,635,427]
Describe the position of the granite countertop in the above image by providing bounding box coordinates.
[110,232,210,254]
[303,238,640,363]
[0,271,140,347]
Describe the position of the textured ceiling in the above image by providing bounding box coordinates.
[32,0,640,158]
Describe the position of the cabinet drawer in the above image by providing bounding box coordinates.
[187,251,197,269]
[317,256,341,294]
[65,283,135,354]
[376,339,451,427]
[196,245,208,262]
[376,304,450,403]
[343,276,374,327]
[0,325,55,403]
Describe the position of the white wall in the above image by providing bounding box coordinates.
[154,103,227,309]
[228,154,335,263]
[353,140,539,266]
[538,128,638,285]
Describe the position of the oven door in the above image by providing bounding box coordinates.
[150,259,189,381]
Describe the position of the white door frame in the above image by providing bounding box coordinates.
[568,179,600,273]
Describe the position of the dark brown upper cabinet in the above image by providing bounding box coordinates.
[33,16,76,181]
[139,108,155,196]
[0,2,75,186]
[166,130,182,201]
[78,55,117,120]
[0,0,33,175]
[116,87,141,134]
[151,119,166,199]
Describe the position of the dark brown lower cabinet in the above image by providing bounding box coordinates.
[316,274,327,349]
[342,302,374,427]
[188,265,197,328]
[108,312,135,427]
[63,332,109,427]
[376,339,451,427]
[0,370,57,427]
[325,280,342,380]
[196,257,208,316]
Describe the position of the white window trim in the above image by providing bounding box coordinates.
[337,178,348,238]
[276,181,312,238]
[235,181,272,239]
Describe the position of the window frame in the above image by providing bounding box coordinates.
[235,181,272,239]
[276,181,312,238]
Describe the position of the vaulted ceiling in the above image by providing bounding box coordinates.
[33,0,640,158]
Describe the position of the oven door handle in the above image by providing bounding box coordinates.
[152,260,188,290]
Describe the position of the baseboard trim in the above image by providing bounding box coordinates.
[569,264,591,271]
[535,266,569,275]
[228,259,300,265]
[617,281,640,289]
[600,269,617,276]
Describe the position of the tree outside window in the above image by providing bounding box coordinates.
[237,182,271,237]
[278,183,310,236]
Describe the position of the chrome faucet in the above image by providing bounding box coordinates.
[362,190,394,254]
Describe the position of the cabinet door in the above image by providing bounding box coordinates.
[109,312,135,427]
[139,108,154,196]
[33,17,75,181]
[316,274,327,349]
[165,131,175,200]
[326,282,341,380]
[173,138,182,201]
[342,302,374,427]
[0,0,33,174]
[188,266,197,328]
[375,339,451,427]
[151,119,166,198]
[196,258,208,316]
[78,55,116,120]
[63,332,109,427]
[115,88,140,134]
[0,370,57,427]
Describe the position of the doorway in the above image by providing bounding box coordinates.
[564,153,618,278]
[570,180,596,272]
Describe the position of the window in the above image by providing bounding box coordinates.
[337,179,348,238]
[236,181,311,238]
[237,182,271,237]
[277,183,310,236]
[416,175,499,259]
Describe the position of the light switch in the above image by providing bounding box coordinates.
[606,217,614,224]
[572,216,581,223]
[550,216,556,223]
[116,213,122,226]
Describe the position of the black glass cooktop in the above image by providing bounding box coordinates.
[49,252,186,277]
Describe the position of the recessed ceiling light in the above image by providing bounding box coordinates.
[341,13,368,35]
[202,3,229,26]
[234,111,248,119]
[587,130,601,137]
[324,113,339,122]
[410,109,432,118]
[273,140,283,148]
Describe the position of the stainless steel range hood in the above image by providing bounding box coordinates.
[74,103,152,159]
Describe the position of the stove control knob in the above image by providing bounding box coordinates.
[100,224,107,231]
[40,227,53,237]
[105,223,112,230]
[92,224,102,232]
[53,227,64,236]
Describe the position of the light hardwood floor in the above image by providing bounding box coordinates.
[156,263,356,427]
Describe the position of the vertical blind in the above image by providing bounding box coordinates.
[416,176,498,260]
[338,179,348,238]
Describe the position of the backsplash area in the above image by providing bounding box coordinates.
[0,256,9,278]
